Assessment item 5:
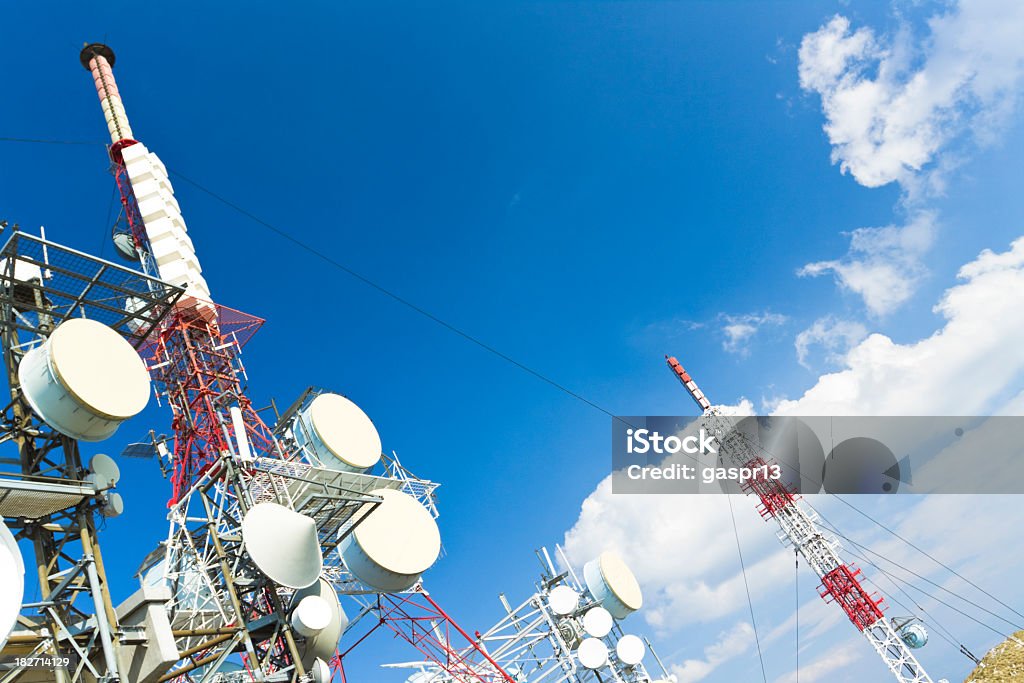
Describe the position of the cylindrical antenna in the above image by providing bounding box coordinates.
[80,43,134,146]
[230,405,253,461]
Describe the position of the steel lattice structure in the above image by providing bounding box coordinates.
[0,231,184,682]
[372,547,670,683]
[80,41,518,683]
[666,356,934,683]
[336,590,514,683]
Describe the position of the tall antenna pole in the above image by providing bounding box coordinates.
[80,42,322,680]
[665,356,934,683]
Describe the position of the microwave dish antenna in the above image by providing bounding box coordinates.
[290,578,348,669]
[582,606,613,638]
[87,452,121,491]
[341,488,441,592]
[18,317,150,441]
[547,585,580,615]
[241,502,323,589]
[295,392,382,472]
[616,634,646,666]
[584,551,643,619]
[577,637,609,670]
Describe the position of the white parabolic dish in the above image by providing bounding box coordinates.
[340,488,441,592]
[1,519,25,651]
[241,503,323,589]
[18,318,150,441]
[577,637,609,669]
[616,634,646,666]
[547,585,580,615]
[298,393,381,472]
[583,551,643,620]
[290,578,348,668]
[291,595,332,638]
[582,606,613,638]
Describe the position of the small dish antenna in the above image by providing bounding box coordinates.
[582,606,613,638]
[309,658,331,683]
[616,633,646,666]
[19,318,150,441]
[290,578,348,668]
[100,492,125,518]
[290,595,332,638]
[577,637,609,669]
[900,622,929,649]
[1,520,25,651]
[241,503,323,589]
[111,229,138,262]
[583,551,643,619]
[547,585,579,615]
[88,453,121,491]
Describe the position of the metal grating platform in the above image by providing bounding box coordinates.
[0,476,95,518]
[245,458,401,550]
[0,231,184,347]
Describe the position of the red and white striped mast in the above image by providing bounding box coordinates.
[665,355,934,683]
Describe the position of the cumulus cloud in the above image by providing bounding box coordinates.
[720,312,787,356]
[773,640,863,683]
[797,1,1024,313]
[564,237,1024,678]
[563,480,782,630]
[798,3,1024,190]
[671,622,756,683]
[779,236,1024,415]
[798,212,936,316]
[794,316,868,368]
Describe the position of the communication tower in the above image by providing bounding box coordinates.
[76,42,518,682]
[665,355,935,683]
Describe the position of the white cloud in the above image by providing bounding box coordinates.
[797,2,1024,313]
[563,481,781,629]
[720,312,787,356]
[798,212,936,316]
[671,622,755,683]
[798,4,1024,191]
[794,316,868,368]
[780,236,1024,415]
[773,639,863,683]
[564,237,1024,679]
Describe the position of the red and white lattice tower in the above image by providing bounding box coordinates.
[665,356,934,683]
[80,42,514,683]
[80,43,271,505]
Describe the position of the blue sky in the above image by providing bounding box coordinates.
[3,2,1024,682]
